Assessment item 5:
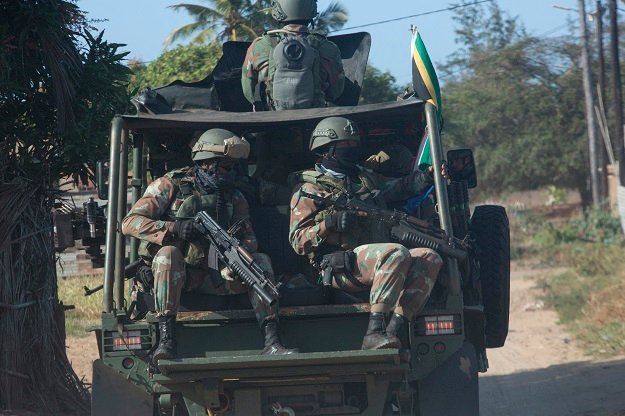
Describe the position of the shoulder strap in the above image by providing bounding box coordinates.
[164,167,195,205]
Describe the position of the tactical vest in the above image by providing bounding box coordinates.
[266,30,324,110]
[138,168,234,267]
[296,169,390,250]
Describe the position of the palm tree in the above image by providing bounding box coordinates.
[164,0,272,48]
[314,1,348,34]
[164,0,348,48]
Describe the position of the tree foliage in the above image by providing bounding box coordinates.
[165,0,270,47]
[129,43,223,92]
[359,66,402,104]
[165,0,348,47]
[441,1,588,201]
[0,0,131,185]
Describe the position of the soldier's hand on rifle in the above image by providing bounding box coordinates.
[220,266,236,281]
[325,211,357,233]
[172,219,197,242]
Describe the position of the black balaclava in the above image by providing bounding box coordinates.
[321,144,361,177]
[194,160,236,228]
[193,159,236,193]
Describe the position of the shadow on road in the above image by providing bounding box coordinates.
[481,358,625,416]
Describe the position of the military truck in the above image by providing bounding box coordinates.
[87,33,510,416]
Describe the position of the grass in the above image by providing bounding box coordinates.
[509,207,625,358]
[58,274,104,337]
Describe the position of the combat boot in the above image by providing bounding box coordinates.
[361,312,400,350]
[385,313,409,339]
[153,315,177,365]
[262,320,299,355]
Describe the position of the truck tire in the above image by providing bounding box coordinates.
[470,205,510,348]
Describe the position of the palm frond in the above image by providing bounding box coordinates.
[164,22,216,48]
[315,1,348,33]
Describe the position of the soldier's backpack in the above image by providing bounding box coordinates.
[267,30,323,110]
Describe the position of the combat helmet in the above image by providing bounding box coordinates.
[310,116,360,151]
[271,0,318,23]
[192,128,250,161]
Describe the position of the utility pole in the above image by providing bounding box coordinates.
[596,1,608,203]
[579,0,600,207]
[610,0,624,184]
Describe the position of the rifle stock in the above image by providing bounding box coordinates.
[193,211,279,306]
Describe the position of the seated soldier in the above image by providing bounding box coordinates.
[241,0,345,111]
[122,128,297,367]
[288,116,444,350]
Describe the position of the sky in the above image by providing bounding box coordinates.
[81,0,584,86]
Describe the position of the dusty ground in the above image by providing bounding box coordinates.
[66,334,99,387]
[480,261,625,416]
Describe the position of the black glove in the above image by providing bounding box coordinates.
[171,219,196,242]
[324,211,357,232]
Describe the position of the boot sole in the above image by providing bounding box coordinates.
[362,338,401,350]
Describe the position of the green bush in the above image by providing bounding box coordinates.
[532,208,623,247]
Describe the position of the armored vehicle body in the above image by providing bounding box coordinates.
[88,32,510,416]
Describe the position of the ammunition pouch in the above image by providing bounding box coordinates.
[319,250,356,287]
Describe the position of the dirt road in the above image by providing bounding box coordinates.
[65,261,625,415]
[480,262,625,416]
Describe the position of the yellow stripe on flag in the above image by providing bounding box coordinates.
[412,43,439,108]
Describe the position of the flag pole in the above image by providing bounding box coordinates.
[425,102,461,295]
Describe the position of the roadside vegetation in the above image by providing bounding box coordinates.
[509,202,625,357]
[58,275,104,337]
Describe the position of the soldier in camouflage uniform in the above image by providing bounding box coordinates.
[122,128,297,365]
[241,0,345,110]
[288,117,444,350]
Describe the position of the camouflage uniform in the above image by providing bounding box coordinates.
[241,24,345,109]
[289,165,443,320]
[122,169,277,324]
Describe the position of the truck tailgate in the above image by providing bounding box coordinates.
[156,349,406,382]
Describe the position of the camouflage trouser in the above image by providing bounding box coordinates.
[332,243,443,320]
[152,246,277,325]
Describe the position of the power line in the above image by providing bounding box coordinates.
[329,0,493,33]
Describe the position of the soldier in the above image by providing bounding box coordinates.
[122,128,297,365]
[241,0,345,111]
[288,117,444,350]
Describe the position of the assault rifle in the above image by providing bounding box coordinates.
[193,211,280,306]
[299,191,468,261]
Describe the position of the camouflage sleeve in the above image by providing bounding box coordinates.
[378,170,434,202]
[318,39,345,101]
[231,190,258,253]
[121,177,176,245]
[241,36,272,105]
[288,183,329,256]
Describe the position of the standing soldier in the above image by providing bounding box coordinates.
[122,128,297,366]
[289,117,444,350]
[241,0,345,111]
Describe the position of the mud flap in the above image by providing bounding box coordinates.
[92,359,153,416]
[416,342,479,416]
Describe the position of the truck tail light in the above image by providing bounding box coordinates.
[104,329,151,352]
[415,315,462,336]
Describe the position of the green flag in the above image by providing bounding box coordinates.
[412,30,441,168]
